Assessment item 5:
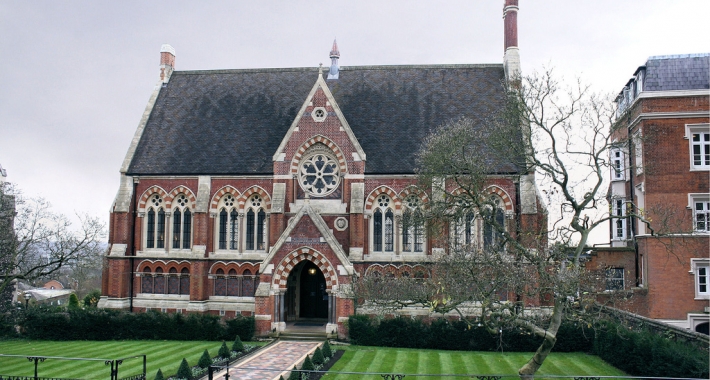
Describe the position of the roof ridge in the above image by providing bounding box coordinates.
[648,53,710,60]
[172,63,504,75]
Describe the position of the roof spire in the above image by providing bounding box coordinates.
[328,38,340,80]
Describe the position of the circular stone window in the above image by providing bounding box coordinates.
[299,149,340,196]
[311,107,327,122]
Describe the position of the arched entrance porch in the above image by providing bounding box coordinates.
[285,260,328,321]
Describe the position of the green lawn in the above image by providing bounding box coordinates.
[0,340,264,379]
[323,346,626,380]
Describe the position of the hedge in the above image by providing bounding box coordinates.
[9,306,254,341]
[593,320,709,378]
[348,315,593,352]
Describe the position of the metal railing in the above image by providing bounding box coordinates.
[0,354,146,380]
[205,366,707,380]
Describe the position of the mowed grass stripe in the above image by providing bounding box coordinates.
[0,341,229,378]
[326,347,626,378]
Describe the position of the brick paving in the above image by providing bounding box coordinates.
[212,341,321,380]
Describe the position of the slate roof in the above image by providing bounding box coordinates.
[644,53,710,91]
[127,64,514,176]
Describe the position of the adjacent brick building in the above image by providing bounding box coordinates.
[594,53,710,334]
[99,1,545,337]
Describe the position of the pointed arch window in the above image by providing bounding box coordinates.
[245,195,267,251]
[217,194,239,251]
[172,194,192,249]
[483,197,506,251]
[146,195,166,249]
[452,212,477,249]
[372,195,394,252]
[402,196,425,253]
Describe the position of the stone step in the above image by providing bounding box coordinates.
[279,331,328,341]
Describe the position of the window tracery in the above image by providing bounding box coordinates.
[372,195,394,252]
[483,196,506,250]
[402,195,425,253]
[298,146,340,197]
[146,195,166,249]
[172,194,192,250]
[245,195,267,251]
[217,194,239,250]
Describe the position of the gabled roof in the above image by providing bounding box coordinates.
[126,64,510,176]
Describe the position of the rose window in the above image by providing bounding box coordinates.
[299,153,340,196]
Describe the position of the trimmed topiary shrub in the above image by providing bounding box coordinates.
[176,358,192,379]
[232,335,244,352]
[198,349,212,369]
[312,347,325,365]
[288,366,300,380]
[68,294,80,309]
[219,341,231,358]
[321,340,332,358]
[154,368,164,380]
[301,355,314,372]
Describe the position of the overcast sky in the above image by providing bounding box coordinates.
[1,0,708,244]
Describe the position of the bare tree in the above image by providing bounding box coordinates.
[355,70,637,378]
[0,183,105,306]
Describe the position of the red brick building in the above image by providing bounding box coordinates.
[596,53,709,334]
[99,1,544,337]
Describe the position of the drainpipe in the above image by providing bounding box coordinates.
[129,180,138,312]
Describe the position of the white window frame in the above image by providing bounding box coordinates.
[686,124,710,171]
[144,194,167,251]
[689,258,710,299]
[612,198,627,240]
[370,194,395,253]
[401,196,426,254]
[610,148,626,181]
[688,194,710,233]
[170,193,192,251]
[215,193,240,252]
[451,212,479,250]
[244,195,268,252]
[605,267,625,291]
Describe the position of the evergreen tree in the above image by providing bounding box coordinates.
[198,349,212,369]
[176,358,192,379]
[68,293,80,309]
[312,347,325,365]
[288,366,300,380]
[231,335,244,352]
[301,355,314,372]
[322,341,333,358]
[154,369,164,380]
[219,341,231,359]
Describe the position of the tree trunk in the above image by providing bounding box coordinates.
[518,299,564,379]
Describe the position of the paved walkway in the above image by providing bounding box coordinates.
[212,340,321,380]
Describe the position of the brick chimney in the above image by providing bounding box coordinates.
[160,44,175,83]
[503,0,520,82]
